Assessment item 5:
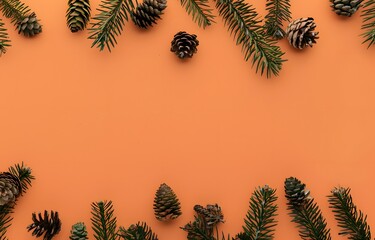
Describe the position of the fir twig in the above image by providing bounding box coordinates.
[118,222,158,240]
[264,0,291,39]
[285,177,331,240]
[91,200,118,240]
[179,0,215,28]
[0,0,30,23]
[215,0,285,77]
[241,185,278,240]
[88,0,134,51]
[328,187,371,240]
[361,0,375,47]
[0,18,10,56]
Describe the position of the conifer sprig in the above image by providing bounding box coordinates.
[215,0,285,77]
[241,185,278,240]
[88,0,134,52]
[179,0,215,28]
[0,19,10,56]
[361,0,375,47]
[328,187,371,240]
[264,0,291,39]
[118,222,158,240]
[91,201,118,240]
[0,0,29,23]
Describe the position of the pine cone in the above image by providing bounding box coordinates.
[0,172,22,206]
[286,17,319,49]
[285,177,311,207]
[66,0,91,32]
[330,0,363,17]
[194,204,224,227]
[17,13,42,37]
[131,0,167,29]
[27,210,62,240]
[70,222,88,240]
[153,183,181,221]
[170,31,199,59]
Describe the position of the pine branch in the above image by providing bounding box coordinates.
[179,0,215,28]
[91,200,118,240]
[264,0,291,39]
[0,19,10,56]
[242,185,278,240]
[215,0,285,77]
[0,0,29,23]
[285,177,331,240]
[361,0,375,47]
[328,187,371,240]
[118,222,158,240]
[88,0,134,52]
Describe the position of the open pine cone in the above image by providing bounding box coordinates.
[131,0,167,29]
[0,172,22,206]
[330,0,363,17]
[17,13,42,37]
[153,183,181,221]
[170,31,199,59]
[286,17,319,49]
[285,177,311,207]
[27,210,62,240]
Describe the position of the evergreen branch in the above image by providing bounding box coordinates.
[118,222,158,240]
[91,200,118,240]
[264,0,291,39]
[0,0,30,23]
[328,187,371,240]
[0,205,12,240]
[361,0,375,47]
[8,162,34,194]
[0,19,10,56]
[88,0,133,51]
[242,185,278,240]
[179,0,215,28]
[215,0,285,77]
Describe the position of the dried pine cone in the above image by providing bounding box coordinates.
[70,222,88,240]
[330,0,363,17]
[153,183,181,221]
[27,210,62,240]
[131,0,167,29]
[285,177,311,207]
[17,13,42,37]
[194,204,224,227]
[170,31,199,59]
[66,0,91,32]
[286,17,319,49]
[0,172,22,206]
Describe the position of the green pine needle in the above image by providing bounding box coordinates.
[215,0,285,77]
[118,222,158,240]
[91,200,118,240]
[264,0,291,39]
[0,19,10,56]
[88,0,134,52]
[242,185,278,240]
[328,187,371,240]
[361,0,375,48]
[179,0,215,28]
[0,0,31,24]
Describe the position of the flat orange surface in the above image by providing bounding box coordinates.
[1,0,375,239]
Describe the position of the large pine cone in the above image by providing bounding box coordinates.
[0,172,22,206]
[285,177,311,207]
[69,222,88,240]
[17,13,42,37]
[153,183,182,221]
[131,0,167,29]
[330,0,363,17]
[66,0,91,32]
[286,17,319,49]
[170,31,199,59]
[27,210,62,240]
[194,204,224,227]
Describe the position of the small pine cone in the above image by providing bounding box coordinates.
[66,0,91,32]
[330,0,363,17]
[0,172,22,206]
[17,13,42,37]
[70,222,88,240]
[27,210,62,240]
[131,0,167,29]
[153,183,182,221]
[194,204,224,227]
[286,17,319,49]
[285,177,311,207]
[170,31,199,59]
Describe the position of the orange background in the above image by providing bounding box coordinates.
[1,0,375,239]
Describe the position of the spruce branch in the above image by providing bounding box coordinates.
[0,19,10,56]
[215,0,285,77]
[118,222,158,240]
[91,200,118,240]
[241,185,278,240]
[88,0,134,51]
[179,0,215,28]
[264,0,291,39]
[285,177,331,240]
[328,187,371,240]
[361,0,375,47]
